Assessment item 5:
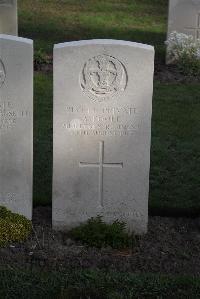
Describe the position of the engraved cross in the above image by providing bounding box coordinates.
[185,13,200,40]
[79,141,123,208]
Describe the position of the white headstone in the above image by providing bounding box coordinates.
[53,39,154,234]
[0,0,18,36]
[0,35,33,219]
[167,0,200,62]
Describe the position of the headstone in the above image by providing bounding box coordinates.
[0,0,18,36]
[53,39,154,234]
[167,0,200,62]
[0,35,33,219]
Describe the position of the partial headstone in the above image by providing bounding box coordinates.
[0,0,18,36]
[53,39,154,234]
[0,35,33,219]
[167,0,200,62]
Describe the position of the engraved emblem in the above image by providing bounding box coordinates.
[80,54,127,102]
[0,60,6,88]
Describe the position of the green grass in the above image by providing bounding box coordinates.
[68,216,133,249]
[33,73,52,206]
[0,267,200,298]
[150,83,200,215]
[33,74,200,215]
[19,0,168,62]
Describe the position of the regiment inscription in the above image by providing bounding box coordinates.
[63,105,139,136]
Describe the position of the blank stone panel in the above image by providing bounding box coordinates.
[0,35,33,219]
[53,39,154,234]
[0,0,17,35]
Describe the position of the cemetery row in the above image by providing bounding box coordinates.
[0,0,199,235]
[0,35,154,234]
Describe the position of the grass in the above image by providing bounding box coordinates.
[150,83,200,216]
[33,73,53,205]
[18,0,168,62]
[33,74,200,215]
[68,216,133,249]
[0,267,200,298]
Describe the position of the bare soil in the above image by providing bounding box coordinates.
[154,62,200,84]
[0,207,200,275]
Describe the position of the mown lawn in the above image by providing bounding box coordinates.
[1,268,200,299]
[19,0,168,62]
[34,74,200,215]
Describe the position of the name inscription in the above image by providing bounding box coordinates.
[63,105,140,137]
[0,100,31,130]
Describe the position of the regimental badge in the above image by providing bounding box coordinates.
[80,54,127,102]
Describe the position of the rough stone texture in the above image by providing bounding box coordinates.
[0,0,18,36]
[0,35,33,220]
[53,39,154,234]
[167,0,200,63]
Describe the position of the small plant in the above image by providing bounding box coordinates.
[165,31,200,76]
[0,206,32,247]
[34,49,51,70]
[68,216,134,249]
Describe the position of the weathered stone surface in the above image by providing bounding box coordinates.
[167,0,200,62]
[0,35,33,219]
[0,0,18,36]
[53,39,154,234]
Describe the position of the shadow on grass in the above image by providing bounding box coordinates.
[20,24,167,62]
[0,268,200,299]
[33,74,53,207]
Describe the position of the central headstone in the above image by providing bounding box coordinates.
[53,40,154,234]
[0,35,33,219]
[0,0,18,36]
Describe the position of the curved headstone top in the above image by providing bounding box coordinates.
[0,34,32,44]
[54,39,154,52]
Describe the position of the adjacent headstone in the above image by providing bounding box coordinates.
[167,0,200,62]
[0,35,33,219]
[0,0,18,36]
[53,39,154,234]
